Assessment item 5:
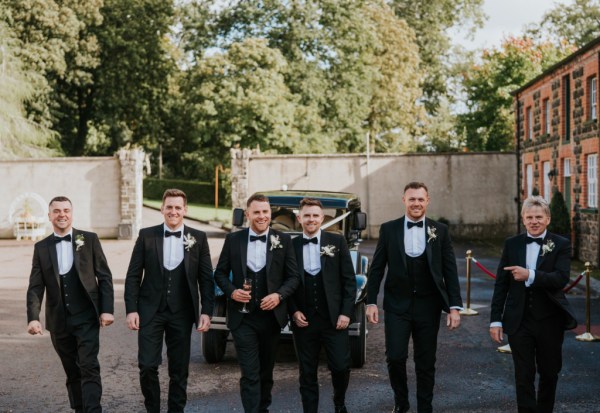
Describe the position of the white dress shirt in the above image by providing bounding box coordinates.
[303,230,322,276]
[247,229,268,272]
[404,218,426,257]
[163,223,184,270]
[525,230,546,287]
[55,230,74,275]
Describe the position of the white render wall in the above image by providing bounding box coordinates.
[239,152,517,239]
[0,149,144,239]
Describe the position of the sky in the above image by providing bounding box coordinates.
[451,0,572,51]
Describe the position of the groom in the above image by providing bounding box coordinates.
[124,188,214,413]
[490,196,577,413]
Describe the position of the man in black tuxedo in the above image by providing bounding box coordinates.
[490,196,577,413]
[214,193,299,413]
[289,198,356,413]
[366,182,462,413]
[26,196,114,413]
[124,188,214,413]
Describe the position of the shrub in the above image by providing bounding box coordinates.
[548,189,571,237]
[144,178,228,206]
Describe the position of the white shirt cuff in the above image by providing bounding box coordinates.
[449,306,463,311]
[490,321,502,328]
[525,269,536,287]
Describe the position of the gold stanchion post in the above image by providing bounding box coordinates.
[460,250,478,316]
[576,262,599,342]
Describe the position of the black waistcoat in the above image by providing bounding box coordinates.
[60,265,92,315]
[524,287,561,320]
[405,251,437,297]
[304,270,330,319]
[159,260,192,313]
[247,266,268,313]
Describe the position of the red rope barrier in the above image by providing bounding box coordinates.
[470,256,585,293]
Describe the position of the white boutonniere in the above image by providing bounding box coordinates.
[540,239,555,256]
[75,234,85,251]
[320,244,337,257]
[270,234,282,251]
[183,233,196,251]
[427,226,437,243]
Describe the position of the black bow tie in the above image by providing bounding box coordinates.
[250,234,267,242]
[526,237,543,245]
[165,230,181,238]
[407,220,424,229]
[53,234,72,243]
[303,237,318,245]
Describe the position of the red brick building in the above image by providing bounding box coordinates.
[513,37,600,264]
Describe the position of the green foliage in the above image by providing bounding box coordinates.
[457,36,575,151]
[389,0,485,115]
[143,178,227,206]
[528,0,600,48]
[0,21,59,158]
[548,190,571,236]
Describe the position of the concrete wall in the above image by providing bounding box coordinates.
[0,149,144,239]
[237,152,518,240]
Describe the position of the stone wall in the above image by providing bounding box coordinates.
[576,210,599,265]
[231,150,518,240]
[0,148,144,239]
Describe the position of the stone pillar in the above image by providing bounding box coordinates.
[230,147,260,209]
[118,148,144,239]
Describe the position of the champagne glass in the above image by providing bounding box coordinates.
[239,278,253,314]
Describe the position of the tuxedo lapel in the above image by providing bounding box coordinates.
[294,237,305,285]
[319,231,327,273]
[183,225,191,277]
[536,235,549,268]
[72,228,81,275]
[517,234,527,268]
[425,218,433,267]
[397,218,407,271]
[155,225,165,273]
[240,229,249,279]
[47,236,60,285]
[266,230,274,275]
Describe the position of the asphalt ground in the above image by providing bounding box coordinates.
[1,211,600,412]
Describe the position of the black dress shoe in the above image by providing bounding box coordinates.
[392,406,409,413]
[335,405,348,413]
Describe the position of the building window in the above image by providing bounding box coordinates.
[526,164,533,197]
[544,98,551,134]
[543,161,551,202]
[588,154,597,208]
[527,107,533,140]
[564,158,571,177]
[590,76,597,121]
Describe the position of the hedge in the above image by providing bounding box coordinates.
[144,178,227,206]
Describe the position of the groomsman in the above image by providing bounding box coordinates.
[289,198,356,413]
[490,196,577,413]
[366,182,462,413]
[26,196,114,412]
[214,194,299,413]
[124,188,214,413]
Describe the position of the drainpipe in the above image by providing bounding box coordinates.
[515,96,522,234]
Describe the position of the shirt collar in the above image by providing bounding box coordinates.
[526,230,547,240]
[53,229,73,238]
[249,228,269,238]
[163,223,184,233]
[302,229,321,241]
[405,217,426,227]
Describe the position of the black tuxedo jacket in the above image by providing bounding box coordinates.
[124,224,214,327]
[288,231,357,326]
[366,217,462,314]
[490,232,577,335]
[213,228,300,330]
[26,229,114,332]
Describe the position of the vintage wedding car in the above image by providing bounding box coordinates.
[202,190,369,368]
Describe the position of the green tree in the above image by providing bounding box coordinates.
[389,0,485,114]
[548,189,571,236]
[529,0,600,48]
[0,22,58,158]
[1,0,104,155]
[457,36,575,151]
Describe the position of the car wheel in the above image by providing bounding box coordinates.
[201,297,228,363]
[350,302,366,368]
